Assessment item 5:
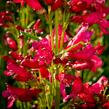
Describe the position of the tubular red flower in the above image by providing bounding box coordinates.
[9,51,23,60]
[6,37,17,50]
[33,19,43,34]
[7,62,33,82]
[68,44,95,60]
[96,76,108,88]
[72,55,103,72]
[56,73,75,102]
[2,85,41,108]
[67,25,89,49]
[21,58,39,68]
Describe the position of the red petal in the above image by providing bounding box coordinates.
[25,0,43,11]
[39,67,51,79]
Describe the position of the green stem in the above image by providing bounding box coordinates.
[48,6,54,51]
[55,10,59,55]
[25,6,29,27]
[60,28,65,51]
[55,65,60,109]
[45,88,51,109]
[23,38,28,56]
[55,81,60,109]
[60,13,70,51]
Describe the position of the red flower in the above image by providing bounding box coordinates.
[78,76,108,104]
[25,0,43,11]
[5,36,17,50]
[95,76,108,90]
[73,30,92,44]
[32,38,53,66]
[68,44,95,60]
[2,85,41,108]
[58,75,95,103]
[33,19,43,34]
[66,25,90,51]
[72,55,102,72]
[7,62,33,82]
[66,39,103,72]
[70,1,109,34]
[9,51,23,60]
[56,73,75,102]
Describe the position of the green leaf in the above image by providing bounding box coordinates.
[21,32,38,40]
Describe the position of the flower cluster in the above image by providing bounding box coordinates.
[56,73,109,108]
[0,0,109,109]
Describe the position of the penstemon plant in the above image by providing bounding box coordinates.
[0,0,109,109]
